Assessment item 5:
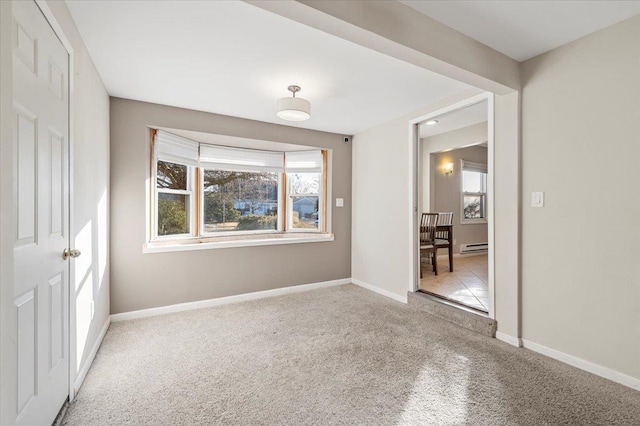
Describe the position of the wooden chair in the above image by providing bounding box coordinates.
[419,213,439,277]
[435,212,454,272]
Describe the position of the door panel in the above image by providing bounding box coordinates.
[48,60,65,100]
[14,22,36,74]
[50,130,64,238]
[49,272,64,371]
[15,290,36,415]
[11,1,70,424]
[15,109,37,246]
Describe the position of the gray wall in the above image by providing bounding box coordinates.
[110,98,351,314]
[46,0,111,394]
[521,14,640,380]
[431,145,488,254]
[421,122,488,214]
[350,89,488,304]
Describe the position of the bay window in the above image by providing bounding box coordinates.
[150,130,329,245]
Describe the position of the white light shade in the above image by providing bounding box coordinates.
[277,96,311,121]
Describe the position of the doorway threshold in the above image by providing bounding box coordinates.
[418,289,488,315]
[408,291,497,337]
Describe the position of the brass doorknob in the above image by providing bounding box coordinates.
[62,248,81,260]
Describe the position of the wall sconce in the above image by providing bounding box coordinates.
[443,162,454,175]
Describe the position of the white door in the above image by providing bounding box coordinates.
[11,1,71,424]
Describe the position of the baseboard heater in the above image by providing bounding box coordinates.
[460,242,488,254]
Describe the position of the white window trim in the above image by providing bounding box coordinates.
[286,173,322,234]
[153,160,195,239]
[198,168,284,237]
[461,159,488,224]
[143,232,334,253]
[461,193,488,224]
[148,130,332,249]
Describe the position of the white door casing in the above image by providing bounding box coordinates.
[10,1,70,424]
[409,92,496,318]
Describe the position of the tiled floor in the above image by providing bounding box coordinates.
[420,254,489,312]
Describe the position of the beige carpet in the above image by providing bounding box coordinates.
[62,285,640,425]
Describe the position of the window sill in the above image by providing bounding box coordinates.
[143,232,334,253]
[461,219,488,225]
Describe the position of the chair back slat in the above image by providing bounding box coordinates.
[435,212,453,239]
[420,213,439,244]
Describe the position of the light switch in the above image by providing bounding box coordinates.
[336,198,344,207]
[532,192,544,208]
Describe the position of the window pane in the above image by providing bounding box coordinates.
[288,173,320,195]
[157,161,188,190]
[291,196,319,229]
[288,173,320,230]
[203,170,278,232]
[157,193,190,235]
[462,170,486,193]
[463,195,484,219]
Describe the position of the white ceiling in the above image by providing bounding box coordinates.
[419,100,487,138]
[66,1,640,134]
[401,1,640,61]
[65,0,472,136]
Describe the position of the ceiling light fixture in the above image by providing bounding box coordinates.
[277,85,311,122]
[426,119,439,126]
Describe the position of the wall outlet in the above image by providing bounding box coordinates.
[336,198,344,207]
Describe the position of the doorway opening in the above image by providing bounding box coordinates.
[411,94,494,316]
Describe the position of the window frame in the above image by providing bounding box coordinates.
[198,167,283,237]
[285,171,323,233]
[148,129,330,246]
[460,159,488,224]
[153,160,197,240]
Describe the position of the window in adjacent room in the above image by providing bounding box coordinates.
[461,160,487,223]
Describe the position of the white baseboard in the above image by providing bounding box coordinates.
[351,279,408,304]
[521,339,640,391]
[444,252,487,258]
[74,317,111,394]
[496,331,521,347]
[111,278,351,322]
